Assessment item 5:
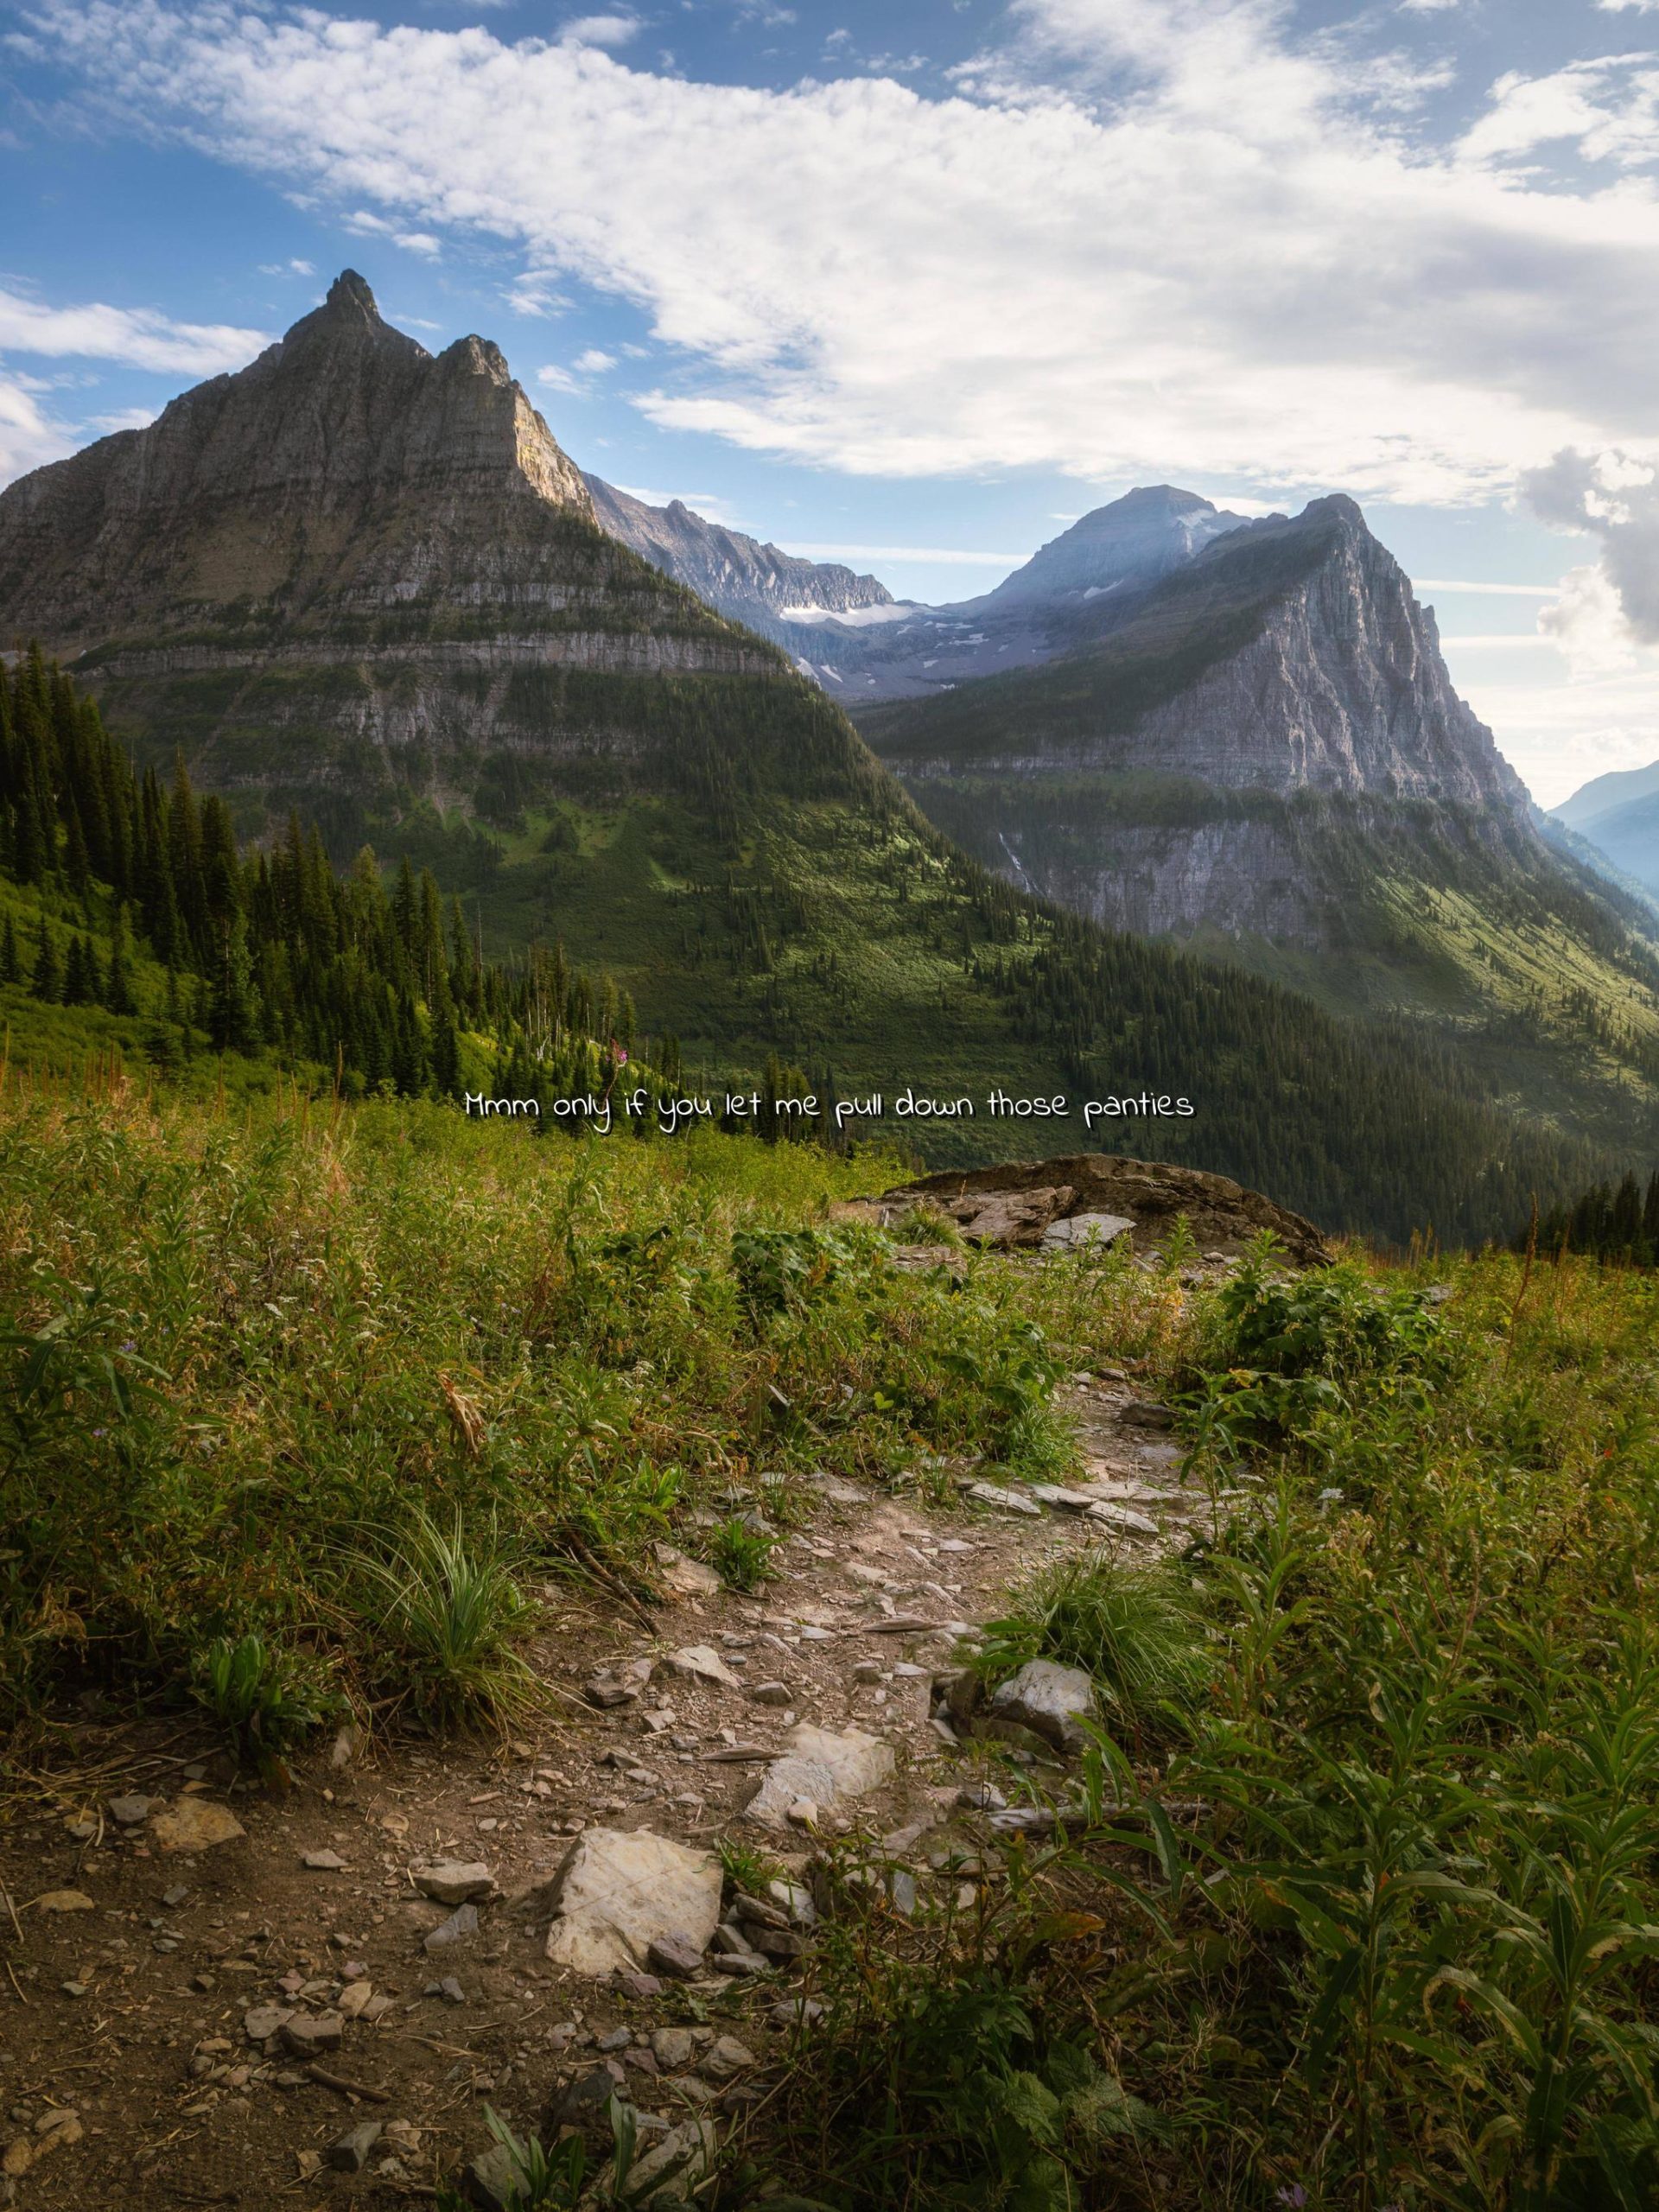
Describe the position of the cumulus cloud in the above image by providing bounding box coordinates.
[1524,448,1659,650]
[0,375,72,483]
[0,283,266,375]
[17,0,1659,497]
[557,12,642,48]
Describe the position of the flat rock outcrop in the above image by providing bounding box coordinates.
[883,1153,1329,1267]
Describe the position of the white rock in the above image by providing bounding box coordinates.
[1039,1211,1135,1251]
[743,1757,840,1831]
[988,1661,1097,1756]
[663,1644,743,1689]
[620,2118,717,2206]
[1086,1502,1161,1536]
[654,1545,721,1599]
[543,1827,721,1978]
[785,1723,895,1796]
[743,1724,894,1830]
[965,1481,1043,1516]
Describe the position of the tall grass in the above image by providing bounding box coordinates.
[763,1247,1659,2211]
[0,1082,1135,1739]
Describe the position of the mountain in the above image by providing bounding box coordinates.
[863,495,1659,1151]
[1552,763,1659,900]
[947,486,1251,616]
[582,475,906,647]
[785,485,1252,702]
[0,270,1630,1237]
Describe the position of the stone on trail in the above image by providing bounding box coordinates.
[1028,1484,1104,1514]
[243,2005,294,2044]
[645,1933,705,1980]
[543,1827,721,1977]
[105,1794,154,1826]
[1087,1501,1161,1536]
[785,1723,895,1796]
[423,1903,479,1952]
[742,1721,893,1829]
[654,1544,722,1599]
[965,1481,1043,1516]
[282,2011,346,2056]
[411,1859,495,1905]
[327,2122,383,2173]
[150,1797,245,1853]
[988,1660,1097,1757]
[664,1643,743,1688]
[302,1849,346,1872]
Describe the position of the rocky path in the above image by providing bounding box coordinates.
[0,1371,1219,2209]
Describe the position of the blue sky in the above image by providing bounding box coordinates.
[7,0,1659,802]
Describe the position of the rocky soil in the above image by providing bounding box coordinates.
[0,1365,1229,2209]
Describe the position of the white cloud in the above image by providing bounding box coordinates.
[21,0,1659,499]
[558,12,642,46]
[0,283,266,375]
[573,346,616,372]
[84,404,162,434]
[258,255,315,275]
[1416,578,1562,595]
[0,374,72,483]
[1400,0,1461,13]
[537,363,583,393]
[341,209,442,257]
[1537,563,1641,676]
[1599,2,1659,15]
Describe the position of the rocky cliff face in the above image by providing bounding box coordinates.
[869,496,1567,969]
[0,272,779,814]
[583,475,896,639]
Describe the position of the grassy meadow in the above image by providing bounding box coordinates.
[3,1074,1659,2209]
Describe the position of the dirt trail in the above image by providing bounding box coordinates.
[0,1371,1224,2209]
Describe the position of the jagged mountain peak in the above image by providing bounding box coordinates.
[0,279,612,648]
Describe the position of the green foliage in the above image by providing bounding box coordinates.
[977,1552,1210,1745]
[729,1226,852,1324]
[191,1631,342,1768]
[709,1514,779,1592]
[774,1242,1659,2209]
[352,1508,535,1730]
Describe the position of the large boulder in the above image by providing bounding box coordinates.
[987,1661,1098,1756]
[543,1828,721,1977]
[880,1154,1328,1266]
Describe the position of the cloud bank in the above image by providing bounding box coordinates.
[9,0,1657,509]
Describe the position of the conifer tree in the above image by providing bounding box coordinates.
[0,913,16,987]
[31,921,60,1002]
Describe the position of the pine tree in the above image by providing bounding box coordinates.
[0,914,16,986]
[31,921,60,1002]
[105,906,137,1016]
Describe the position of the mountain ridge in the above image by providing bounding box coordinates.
[0,268,1640,1232]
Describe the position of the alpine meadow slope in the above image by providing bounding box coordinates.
[0,273,1623,1242]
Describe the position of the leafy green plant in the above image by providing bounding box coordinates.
[709,1514,778,1592]
[190,1631,342,1768]
[977,1550,1209,1745]
[353,1509,535,1728]
[730,1226,850,1324]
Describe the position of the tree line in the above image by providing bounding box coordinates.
[0,645,661,1098]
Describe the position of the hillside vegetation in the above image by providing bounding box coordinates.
[4,1080,1659,2209]
[0,645,1623,1244]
